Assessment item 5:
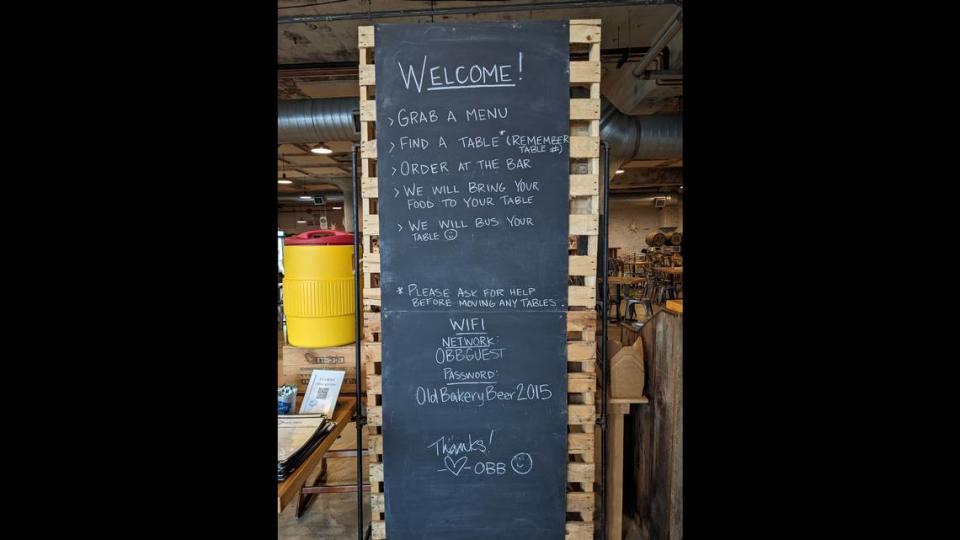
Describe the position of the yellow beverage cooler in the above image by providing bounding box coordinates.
[282,229,355,347]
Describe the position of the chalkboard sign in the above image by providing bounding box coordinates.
[375,21,570,538]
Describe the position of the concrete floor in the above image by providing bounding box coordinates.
[277,449,372,539]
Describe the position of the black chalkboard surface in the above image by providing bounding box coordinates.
[375,21,570,539]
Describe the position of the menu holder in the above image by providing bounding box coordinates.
[299,369,345,416]
[277,414,336,481]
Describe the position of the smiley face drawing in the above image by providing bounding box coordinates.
[510,452,533,475]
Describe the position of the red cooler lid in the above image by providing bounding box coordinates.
[284,229,355,246]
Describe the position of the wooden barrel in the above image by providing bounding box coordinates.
[668,231,682,245]
[644,231,666,247]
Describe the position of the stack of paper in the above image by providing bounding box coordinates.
[277,414,336,481]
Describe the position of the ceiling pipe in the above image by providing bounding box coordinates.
[631,8,682,76]
[278,98,359,143]
[278,193,345,203]
[609,192,680,206]
[600,97,681,171]
[278,0,682,24]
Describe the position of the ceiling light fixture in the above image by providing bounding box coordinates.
[278,173,292,185]
[615,169,624,174]
[299,195,313,200]
[332,206,343,209]
[311,142,332,155]
[296,218,307,224]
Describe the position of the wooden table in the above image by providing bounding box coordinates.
[606,276,646,286]
[604,276,649,322]
[278,396,359,515]
[655,266,683,275]
[621,260,650,276]
[607,394,649,540]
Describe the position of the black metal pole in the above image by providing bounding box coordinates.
[599,140,611,540]
[351,143,365,540]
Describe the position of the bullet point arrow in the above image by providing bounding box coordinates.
[389,141,395,153]
[392,166,397,176]
[397,223,403,232]
[388,118,394,126]
[394,187,400,198]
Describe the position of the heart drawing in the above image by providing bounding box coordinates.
[443,455,468,477]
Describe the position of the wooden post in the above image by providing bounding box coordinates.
[631,311,682,540]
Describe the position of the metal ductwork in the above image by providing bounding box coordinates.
[278,98,360,143]
[608,192,680,206]
[600,97,682,171]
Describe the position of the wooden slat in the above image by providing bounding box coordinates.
[371,492,384,513]
[568,432,594,454]
[570,61,601,83]
[362,341,382,362]
[570,174,598,197]
[371,462,383,483]
[568,462,595,484]
[363,216,380,235]
[570,98,600,119]
[568,285,596,308]
[360,100,376,122]
[567,341,596,362]
[358,26,374,48]
[361,176,379,198]
[362,139,378,158]
[568,372,596,394]
[371,521,386,539]
[363,258,381,274]
[367,373,382,394]
[570,213,599,235]
[359,64,376,86]
[368,406,382,426]
[569,24,601,44]
[370,434,383,455]
[565,522,593,540]
[566,310,597,331]
[568,254,596,275]
[363,312,381,332]
[567,491,595,514]
[569,404,595,425]
[569,135,598,158]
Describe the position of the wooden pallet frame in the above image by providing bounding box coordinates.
[357,20,601,539]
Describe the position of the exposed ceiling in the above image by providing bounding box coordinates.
[277,0,682,195]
